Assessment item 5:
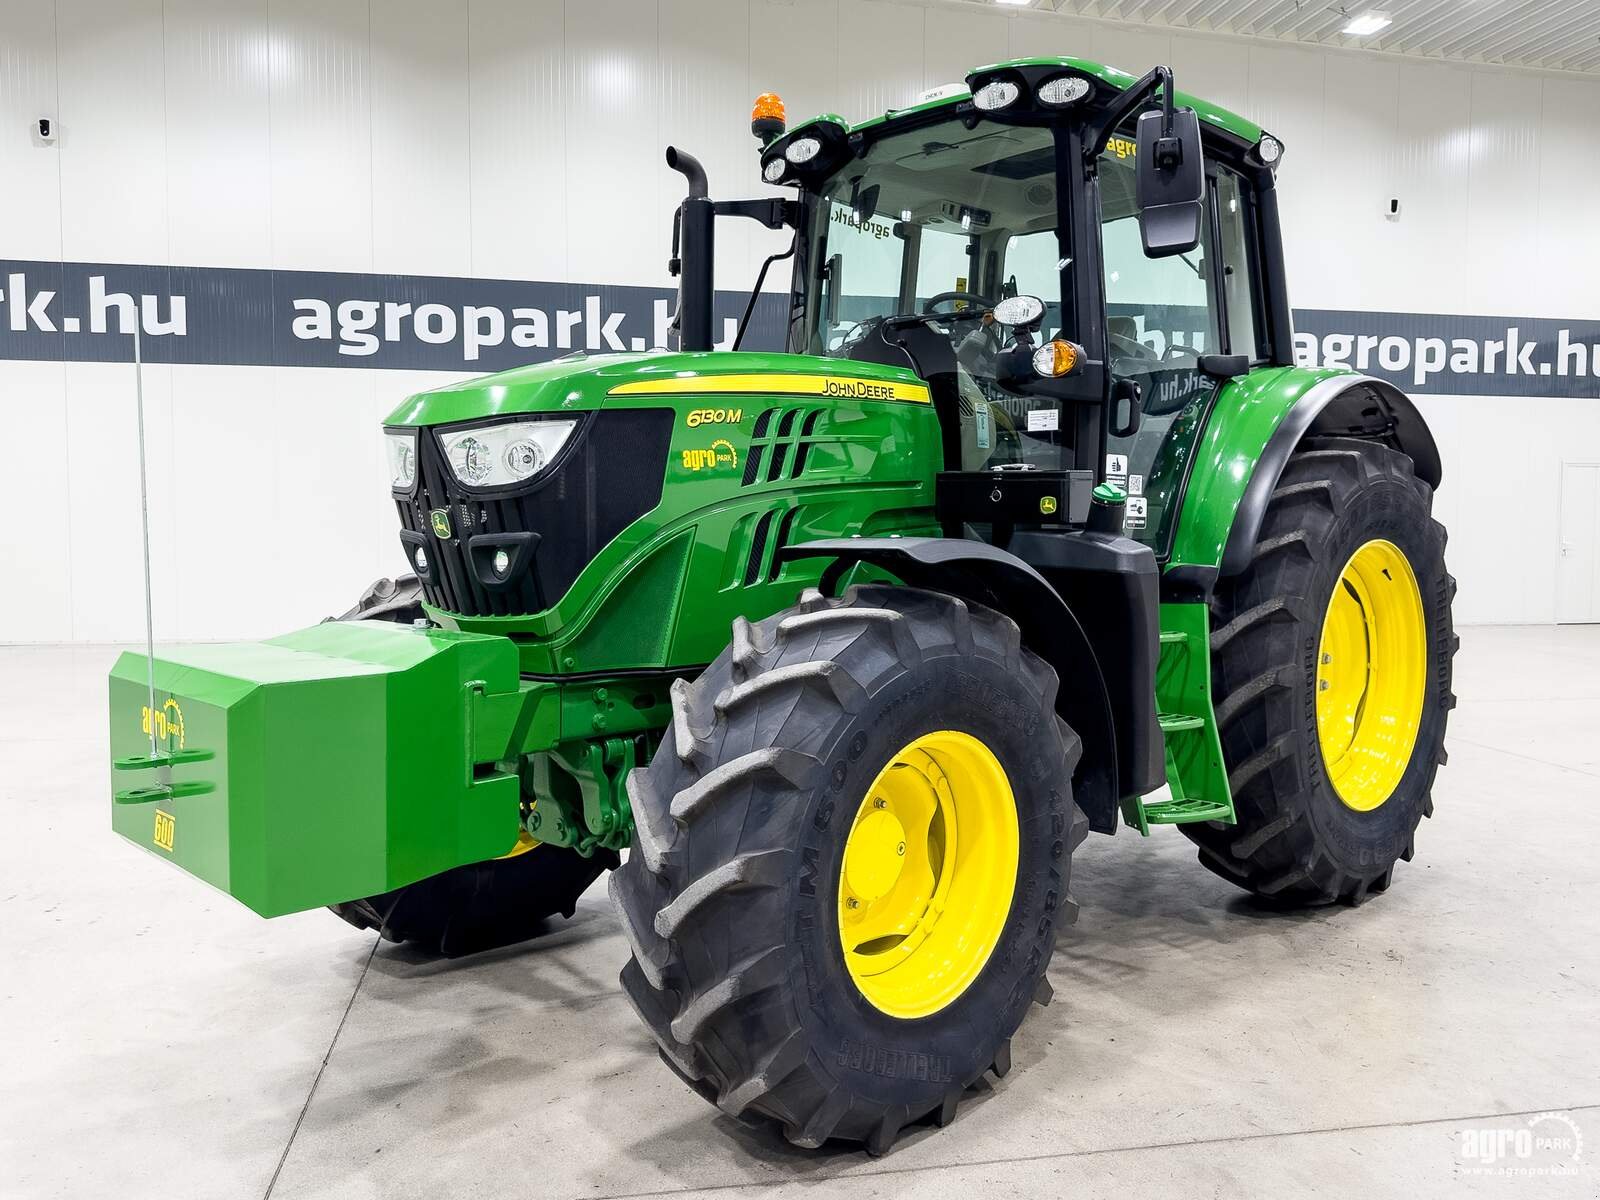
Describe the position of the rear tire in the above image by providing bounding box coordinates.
[326,575,615,957]
[610,585,1088,1153]
[1183,437,1456,905]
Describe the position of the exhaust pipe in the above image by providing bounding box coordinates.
[666,146,714,352]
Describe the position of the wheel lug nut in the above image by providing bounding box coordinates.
[1321,652,1332,664]
[896,842,905,856]
[1318,679,1330,691]
[846,897,860,909]
[873,798,887,809]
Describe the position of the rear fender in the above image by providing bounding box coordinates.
[782,536,1125,834]
[1165,369,1441,596]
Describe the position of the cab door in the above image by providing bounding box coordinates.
[1096,152,1267,553]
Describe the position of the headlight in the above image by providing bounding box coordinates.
[972,80,1019,111]
[438,419,578,488]
[385,429,417,489]
[761,157,787,183]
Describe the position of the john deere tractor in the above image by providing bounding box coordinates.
[110,58,1455,1153]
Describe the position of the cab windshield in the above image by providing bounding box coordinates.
[796,118,1070,470]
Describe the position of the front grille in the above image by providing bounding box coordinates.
[395,409,674,617]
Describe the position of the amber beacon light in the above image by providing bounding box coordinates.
[751,92,786,145]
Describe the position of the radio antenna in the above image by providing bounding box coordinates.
[133,320,158,757]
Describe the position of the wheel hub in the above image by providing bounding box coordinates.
[837,730,1019,1019]
[1315,538,1427,812]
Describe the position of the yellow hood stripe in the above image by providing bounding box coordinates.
[608,373,930,404]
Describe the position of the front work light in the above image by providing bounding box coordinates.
[1032,339,1084,378]
[762,156,787,183]
[785,136,822,164]
[972,80,1020,111]
[1256,134,1283,165]
[385,429,417,489]
[1037,76,1090,106]
[439,418,578,488]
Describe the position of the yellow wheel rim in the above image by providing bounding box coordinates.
[1315,539,1427,812]
[496,830,540,859]
[837,730,1019,1019]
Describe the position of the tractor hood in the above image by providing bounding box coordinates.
[383,350,929,426]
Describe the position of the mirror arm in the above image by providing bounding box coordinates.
[1083,65,1176,164]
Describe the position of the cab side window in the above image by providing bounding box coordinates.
[1215,167,1264,362]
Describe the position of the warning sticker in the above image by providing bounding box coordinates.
[1125,494,1148,531]
[1128,473,1144,496]
[1105,452,1128,479]
[1028,408,1060,433]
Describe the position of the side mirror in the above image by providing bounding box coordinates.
[1135,107,1204,258]
[823,252,844,328]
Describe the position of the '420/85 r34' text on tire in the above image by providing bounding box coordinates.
[610,585,1089,1153]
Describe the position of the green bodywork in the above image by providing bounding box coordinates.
[108,57,1364,915]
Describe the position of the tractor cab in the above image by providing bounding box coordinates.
[673,58,1290,559]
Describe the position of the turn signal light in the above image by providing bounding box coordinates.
[1032,339,1084,378]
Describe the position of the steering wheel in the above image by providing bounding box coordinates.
[922,291,994,317]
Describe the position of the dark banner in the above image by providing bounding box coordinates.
[1,258,1596,398]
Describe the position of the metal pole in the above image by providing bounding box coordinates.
[133,320,158,757]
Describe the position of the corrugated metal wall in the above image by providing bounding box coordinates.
[2,0,1597,638]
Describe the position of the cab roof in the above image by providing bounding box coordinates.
[797,56,1265,149]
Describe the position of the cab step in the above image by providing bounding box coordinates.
[1122,604,1236,836]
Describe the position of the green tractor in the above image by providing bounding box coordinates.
[110,58,1455,1154]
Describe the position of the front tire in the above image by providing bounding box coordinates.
[1183,437,1456,905]
[327,575,615,957]
[610,585,1087,1153]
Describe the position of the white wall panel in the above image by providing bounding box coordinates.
[265,367,383,630]
[563,0,660,288]
[1388,61,1473,315]
[167,365,277,640]
[922,6,1007,92]
[266,0,372,272]
[1463,69,1542,319]
[63,361,180,642]
[0,2,65,262]
[0,363,73,642]
[370,0,472,277]
[1091,24,1173,81]
[1244,43,1327,302]
[835,0,924,124]
[1312,53,1399,311]
[1167,33,1249,119]
[4,3,1599,638]
[1007,12,1095,60]
[1534,76,1600,318]
[467,0,570,282]
[163,0,272,269]
[55,0,170,264]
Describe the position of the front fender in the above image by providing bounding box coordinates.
[782,536,1131,835]
[1166,368,1442,589]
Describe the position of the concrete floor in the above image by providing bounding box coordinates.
[3,626,1598,1199]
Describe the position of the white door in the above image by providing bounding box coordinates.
[1557,462,1600,623]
